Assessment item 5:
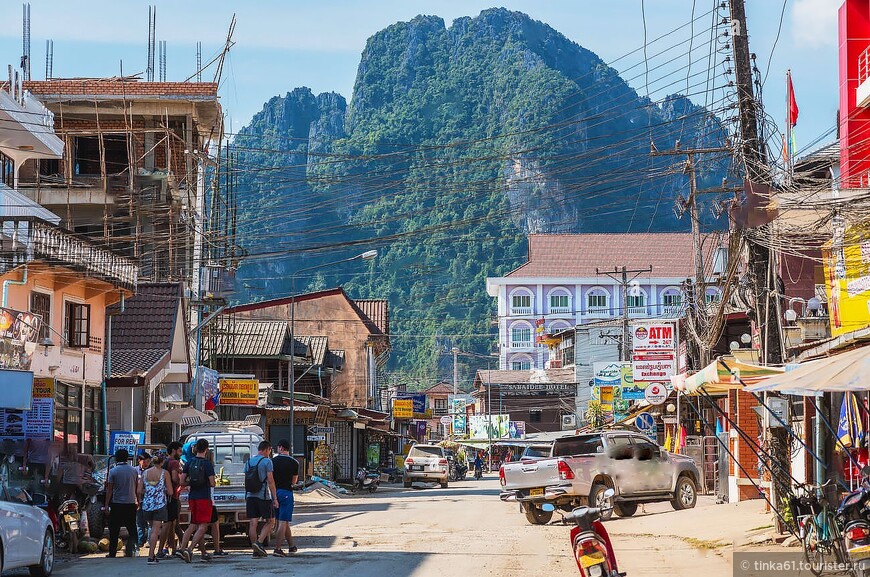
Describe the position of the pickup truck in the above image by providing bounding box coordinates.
[178,422,263,537]
[499,431,701,525]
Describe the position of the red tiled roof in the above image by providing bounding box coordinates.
[505,233,708,278]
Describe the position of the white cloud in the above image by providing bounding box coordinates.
[791,0,840,48]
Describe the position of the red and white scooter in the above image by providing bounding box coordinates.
[542,488,626,577]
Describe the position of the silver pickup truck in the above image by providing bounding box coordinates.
[499,431,701,525]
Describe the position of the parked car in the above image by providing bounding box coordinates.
[403,445,449,488]
[499,431,700,525]
[0,485,54,576]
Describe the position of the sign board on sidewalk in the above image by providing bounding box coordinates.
[439,416,452,425]
[110,431,145,456]
[643,382,669,405]
[218,378,259,406]
[306,435,326,442]
[0,377,53,438]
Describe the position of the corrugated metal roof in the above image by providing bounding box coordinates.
[355,299,389,335]
[296,335,327,366]
[474,367,577,385]
[211,318,293,358]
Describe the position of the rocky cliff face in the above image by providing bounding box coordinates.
[233,9,729,379]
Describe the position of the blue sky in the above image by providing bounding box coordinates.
[0,0,840,154]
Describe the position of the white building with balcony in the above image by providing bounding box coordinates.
[486,233,722,370]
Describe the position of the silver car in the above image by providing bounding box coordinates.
[403,445,449,488]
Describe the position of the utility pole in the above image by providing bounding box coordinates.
[729,0,782,366]
[729,0,787,533]
[596,266,654,361]
[651,144,738,366]
[451,346,460,396]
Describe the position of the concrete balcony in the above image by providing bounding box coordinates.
[510,307,533,316]
[509,340,533,350]
[0,217,138,289]
[627,306,648,317]
[549,306,570,314]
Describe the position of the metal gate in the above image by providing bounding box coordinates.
[332,421,352,480]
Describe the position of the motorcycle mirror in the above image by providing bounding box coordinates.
[541,503,556,512]
[603,488,616,499]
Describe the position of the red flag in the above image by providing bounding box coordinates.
[788,72,799,127]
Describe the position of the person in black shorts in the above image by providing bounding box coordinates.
[245,441,278,557]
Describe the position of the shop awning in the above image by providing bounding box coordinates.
[745,345,870,396]
[674,356,784,395]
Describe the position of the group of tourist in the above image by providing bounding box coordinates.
[103,438,299,563]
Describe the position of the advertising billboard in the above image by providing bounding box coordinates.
[218,378,259,406]
[392,398,413,419]
[824,223,870,337]
[0,307,42,371]
[468,414,509,439]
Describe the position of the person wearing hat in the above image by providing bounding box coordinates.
[105,449,140,557]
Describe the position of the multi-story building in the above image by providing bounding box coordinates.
[0,82,137,454]
[17,79,225,287]
[487,233,721,370]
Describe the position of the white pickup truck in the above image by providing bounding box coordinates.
[179,422,263,537]
[499,431,701,525]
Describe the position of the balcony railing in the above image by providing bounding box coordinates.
[549,306,570,314]
[510,307,533,316]
[510,340,533,349]
[586,306,610,316]
[861,45,870,85]
[627,306,648,317]
[0,217,138,289]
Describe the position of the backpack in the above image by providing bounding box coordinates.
[187,457,207,488]
[244,456,265,493]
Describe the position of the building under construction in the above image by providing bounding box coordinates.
[15,78,230,289]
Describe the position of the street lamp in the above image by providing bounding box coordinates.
[288,249,378,455]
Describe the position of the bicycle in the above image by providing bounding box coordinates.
[789,481,847,576]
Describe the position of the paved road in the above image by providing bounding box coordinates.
[37,475,745,577]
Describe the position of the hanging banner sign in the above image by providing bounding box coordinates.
[218,378,259,406]
[643,382,669,405]
[0,307,42,371]
[631,321,677,351]
[110,431,145,456]
[392,399,413,419]
[632,353,676,383]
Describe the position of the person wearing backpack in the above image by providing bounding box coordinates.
[245,440,278,557]
[177,439,215,563]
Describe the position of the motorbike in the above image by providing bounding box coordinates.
[56,498,83,552]
[542,488,625,577]
[354,467,380,493]
[453,461,468,481]
[838,466,870,576]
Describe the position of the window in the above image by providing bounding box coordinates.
[705,289,722,304]
[626,294,645,308]
[529,409,542,423]
[511,359,531,371]
[0,151,13,188]
[511,293,532,311]
[587,290,608,312]
[65,302,90,348]
[662,290,682,307]
[54,381,84,450]
[74,135,128,175]
[549,293,569,312]
[30,291,51,341]
[83,386,103,454]
[511,325,532,347]
[553,435,603,457]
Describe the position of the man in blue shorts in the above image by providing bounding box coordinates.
[271,439,299,556]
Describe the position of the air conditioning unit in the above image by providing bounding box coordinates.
[561,414,576,429]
